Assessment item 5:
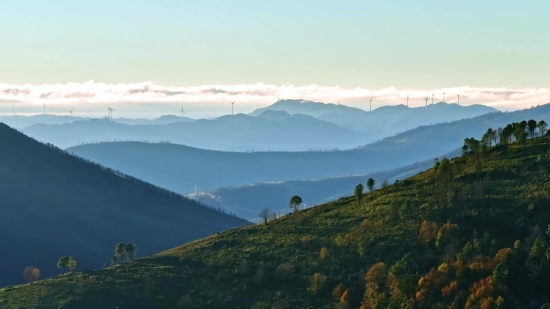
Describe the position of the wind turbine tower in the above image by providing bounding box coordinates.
[425,96,428,108]
[442,92,446,103]
[231,101,235,115]
[369,97,372,112]
[456,93,461,105]
[406,95,410,107]
[68,108,74,123]
[180,106,185,122]
[431,92,434,105]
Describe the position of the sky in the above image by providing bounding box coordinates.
[1,0,549,118]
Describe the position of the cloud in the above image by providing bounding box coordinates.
[0,81,549,111]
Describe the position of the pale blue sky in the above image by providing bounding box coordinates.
[1,0,549,89]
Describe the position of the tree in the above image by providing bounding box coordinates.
[528,119,537,139]
[354,184,364,203]
[538,120,547,137]
[23,266,40,284]
[289,195,303,211]
[125,243,136,261]
[320,247,330,260]
[492,263,508,283]
[57,256,69,272]
[309,272,327,294]
[67,256,77,272]
[259,207,270,224]
[529,237,546,260]
[115,243,126,262]
[366,178,375,196]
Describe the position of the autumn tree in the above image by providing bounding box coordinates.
[419,220,439,247]
[354,184,364,203]
[289,195,303,211]
[57,256,69,272]
[259,207,270,224]
[332,283,347,301]
[436,222,460,249]
[320,247,330,260]
[492,263,508,284]
[125,243,136,260]
[361,262,387,309]
[23,266,40,285]
[115,243,126,262]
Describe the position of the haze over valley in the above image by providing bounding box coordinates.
[3,1,550,308]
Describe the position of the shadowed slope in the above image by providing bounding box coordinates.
[0,123,250,287]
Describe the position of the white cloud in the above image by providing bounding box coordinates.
[1,81,549,111]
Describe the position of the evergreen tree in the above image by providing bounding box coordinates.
[67,256,77,272]
[57,256,69,272]
[125,243,137,261]
[289,195,303,211]
[115,243,126,262]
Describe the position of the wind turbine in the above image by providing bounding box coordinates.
[68,108,74,123]
[431,92,434,105]
[231,101,235,115]
[424,96,428,108]
[406,95,411,107]
[180,106,185,122]
[442,92,446,103]
[369,97,372,112]
[456,93,461,105]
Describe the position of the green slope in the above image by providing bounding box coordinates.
[3,123,550,309]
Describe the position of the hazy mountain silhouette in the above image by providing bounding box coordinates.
[0,114,193,129]
[23,113,371,151]
[250,99,498,136]
[68,104,550,196]
[189,148,461,221]
[0,123,249,287]
[114,115,194,125]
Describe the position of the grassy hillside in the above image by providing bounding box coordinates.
[4,121,550,308]
[67,104,550,195]
[0,123,249,287]
[189,148,461,221]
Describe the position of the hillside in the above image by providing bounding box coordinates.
[113,115,194,125]
[22,113,371,151]
[189,148,461,221]
[0,123,249,287]
[67,104,550,195]
[250,99,498,136]
[3,120,550,308]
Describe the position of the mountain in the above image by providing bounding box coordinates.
[67,104,550,195]
[23,113,371,151]
[0,114,87,129]
[0,114,193,129]
[113,115,194,125]
[189,148,461,221]
[4,124,550,308]
[0,123,249,287]
[250,99,498,136]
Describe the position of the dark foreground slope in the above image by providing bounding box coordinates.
[68,103,550,195]
[0,123,249,287]
[4,127,550,308]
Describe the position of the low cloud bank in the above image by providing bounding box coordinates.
[1,81,549,111]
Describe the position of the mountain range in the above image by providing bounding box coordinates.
[0,123,249,287]
[4,125,550,308]
[189,148,461,221]
[23,112,371,151]
[250,99,498,136]
[67,103,550,197]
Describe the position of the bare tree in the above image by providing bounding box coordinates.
[259,207,270,224]
[23,266,41,285]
